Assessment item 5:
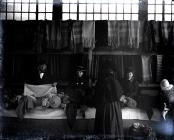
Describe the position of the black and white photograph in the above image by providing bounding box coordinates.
[0,0,174,139]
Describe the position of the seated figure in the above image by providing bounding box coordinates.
[120,67,139,108]
[16,61,60,119]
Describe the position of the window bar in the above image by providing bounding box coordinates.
[28,0,30,20]
[162,0,164,21]
[36,0,38,20]
[77,0,79,20]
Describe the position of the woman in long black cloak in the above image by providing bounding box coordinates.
[94,68,124,139]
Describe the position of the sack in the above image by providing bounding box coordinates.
[126,97,137,108]
[128,122,157,140]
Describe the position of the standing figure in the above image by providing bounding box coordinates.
[94,68,125,139]
[159,79,174,137]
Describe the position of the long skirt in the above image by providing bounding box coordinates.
[94,101,124,139]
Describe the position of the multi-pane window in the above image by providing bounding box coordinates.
[0,0,53,20]
[62,0,139,20]
[148,0,174,21]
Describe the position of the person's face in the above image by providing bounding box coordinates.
[127,72,133,80]
[38,64,47,73]
[77,71,84,77]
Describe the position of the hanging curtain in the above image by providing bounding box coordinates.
[33,21,47,53]
[141,55,153,83]
[161,22,173,52]
[91,54,99,80]
[156,55,163,83]
[139,21,154,52]
[46,21,62,50]
[95,20,108,48]
[108,21,119,49]
[82,21,95,50]
[118,21,129,50]
[152,21,163,52]
[128,21,140,50]
[72,21,83,53]
[61,20,73,50]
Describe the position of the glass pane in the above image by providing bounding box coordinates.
[45,0,53,3]
[70,13,77,19]
[124,4,131,13]
[172,14,174,21]
[15,3,21,12]
[23,0,30,2]
[87,4,93,13]
[132,0,139,4]
[7,0,14,2]
[165,5,171,13]
[115,0,123,3]
[109,14,116,20]
[46,13,52,20]
[38,13,45,20]
[148,0,155,4]
[109,4,116,13]
[125,0,131,4]
[7,13,13,19]
[102,4,108,13]
[62,0,69,3]
[117,4,123,13]
[132,4,138,13]
[15,0,21,2]
[94,13,100,20]
[95,0,101,3]
[22,13,28,20]
[155,4,162,13]
[38,4,45,12]
[62,13,69,20]
[165,0,171,4]
[70,0,78,3]
[7,3,13,12]
[46,4,52,12]
[108,0,116,3]
[14,13,21,20]
[62,4,69,12]
[79,0,86,3]
[87,14,93,20]
[156,0,163,4]
[0,13,6,20]
[94,4,100,12]
[70,4,77,12]
[148,14,154,20]
[101,0,108,3]
[165,14,171,21]
[29,13,36,20]
[102,14,108,20]
[30,4,36,12]
[132,14,138,20]
[148,5,155,13]
[124,14,131,20]
[1,2,6,12]
[87,0,93,3]
[79,4,86,13]
[30,0,37,2]
[38,0,45,3]
[79,13,86,20]
[117,14,123,20]
[22,3,29,12]
[156,14,162,21]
